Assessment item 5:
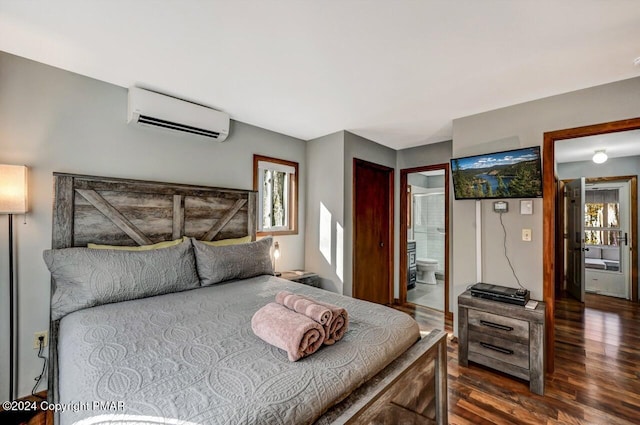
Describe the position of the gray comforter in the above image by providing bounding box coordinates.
[58,275,420,425]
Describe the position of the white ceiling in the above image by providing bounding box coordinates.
[1,1,640,150]
[555,129,640,163]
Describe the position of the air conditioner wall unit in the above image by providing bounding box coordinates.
[127,87,230,142]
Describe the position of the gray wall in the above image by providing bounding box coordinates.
[451,76,640,336]
[305,131,397,297]
[397,140,452,171]
[0,52,307,399]
[408,173,429,187]
[408,174,444,188]
[343,131,397,297]
[305,131,345,293]
[306,132,449,300]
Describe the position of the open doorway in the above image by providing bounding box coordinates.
[399,164,451,320]
[560,176,636,302]
[542,117,640,373]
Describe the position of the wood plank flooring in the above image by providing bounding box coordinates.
[394,293,640,424]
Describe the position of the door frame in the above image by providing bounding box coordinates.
[543,116,640,373]
[353,158,395,304]
[560,176,637,300]
[399,163,452,321]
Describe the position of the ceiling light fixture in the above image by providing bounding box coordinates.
[592,150,608,164]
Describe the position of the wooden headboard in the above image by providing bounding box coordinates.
[51,173,257,249]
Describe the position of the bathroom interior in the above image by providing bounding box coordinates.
[407,169,445,311]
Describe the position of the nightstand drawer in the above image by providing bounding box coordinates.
[468,309,529,344]
[469,332,529,370]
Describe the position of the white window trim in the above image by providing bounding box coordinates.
[254,155,298,235]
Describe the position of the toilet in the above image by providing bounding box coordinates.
[416,258,438,284]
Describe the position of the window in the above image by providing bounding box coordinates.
[584,188,620,246]
[253,154,298,235]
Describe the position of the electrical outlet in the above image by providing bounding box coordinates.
[33,331,48,349]
[522,228,532,242]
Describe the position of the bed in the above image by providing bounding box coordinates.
[47,173,448,425]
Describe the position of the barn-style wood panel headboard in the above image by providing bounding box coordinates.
[51,173,257,249]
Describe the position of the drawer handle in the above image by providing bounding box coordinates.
[480,320,513,332]
[480,342,514,355]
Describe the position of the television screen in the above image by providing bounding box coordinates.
[451,146,543,200]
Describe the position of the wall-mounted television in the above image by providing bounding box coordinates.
[451,146,543,200]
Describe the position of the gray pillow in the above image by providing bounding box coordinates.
[44,240,200,320]
[193,237,274,286]
[602,247,619,261]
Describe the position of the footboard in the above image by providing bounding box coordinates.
[317,329,448,425]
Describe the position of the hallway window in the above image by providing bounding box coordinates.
[253,155,298,235]
[585,189,619,246]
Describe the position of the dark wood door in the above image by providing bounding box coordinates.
[566,177,585,302]
[353,158,393,304]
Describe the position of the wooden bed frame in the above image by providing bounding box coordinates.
[48,172,448,424]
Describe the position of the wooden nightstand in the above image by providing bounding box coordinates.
[458,290,546,395]
[279,271,320,287]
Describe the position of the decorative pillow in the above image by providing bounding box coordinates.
[193,236,274,286]
[87,238,184,251]
[602,247,619,261]
[44,240,200,320]
[195,235,252,247]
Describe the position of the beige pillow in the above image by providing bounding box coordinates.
[196,235,252,247]
[87,238,184,251]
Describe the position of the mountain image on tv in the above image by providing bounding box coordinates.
[451,147,542,199]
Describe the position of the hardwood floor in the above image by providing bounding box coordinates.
[395,293,640,425]
[0,391,52,425]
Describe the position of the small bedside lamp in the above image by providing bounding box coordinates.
[0,164,29,401]
[273,241,281,277]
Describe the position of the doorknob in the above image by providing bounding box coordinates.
[380,242,384,247]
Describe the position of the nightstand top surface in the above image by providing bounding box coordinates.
[279,270,318,279]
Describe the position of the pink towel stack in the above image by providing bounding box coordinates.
[275,291,349,345]
[251,302,325,362]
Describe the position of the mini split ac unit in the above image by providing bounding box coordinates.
[127,87,230,142]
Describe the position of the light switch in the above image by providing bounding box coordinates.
[520,200,533,215]
[522,228,532,241]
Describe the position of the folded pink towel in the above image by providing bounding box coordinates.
[251,302,325,362]
[314,299,349,345]
[275,291,333,325]
[275,291,349,345]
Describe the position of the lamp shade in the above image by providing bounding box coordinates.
[0,165,29,214]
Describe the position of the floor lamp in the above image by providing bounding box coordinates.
[0,165,29,401]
